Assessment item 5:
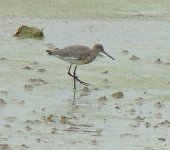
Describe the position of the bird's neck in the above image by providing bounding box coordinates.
[92,49,100,58]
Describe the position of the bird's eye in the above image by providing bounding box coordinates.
[100,45,103,49]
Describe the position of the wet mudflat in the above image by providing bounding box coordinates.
[0,1,170,150]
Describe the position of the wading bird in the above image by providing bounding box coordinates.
[46,44,115,89]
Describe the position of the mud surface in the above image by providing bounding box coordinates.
[0,1,170,150]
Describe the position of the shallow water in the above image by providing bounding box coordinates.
[0,1,170,150]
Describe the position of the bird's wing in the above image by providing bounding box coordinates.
[47,45,91,60]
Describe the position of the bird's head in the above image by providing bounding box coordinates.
[93,44,115,60]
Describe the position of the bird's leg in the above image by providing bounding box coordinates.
[68,64,78,79]
[73,65,90,86]
[77,78,90,86]
[68,64,89,87]
[73,65,77,89]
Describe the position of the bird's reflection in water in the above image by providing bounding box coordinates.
[72,89,77,105]
[71,87,90,105]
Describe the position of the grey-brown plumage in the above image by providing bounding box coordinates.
[47,45,91,58]
[47,45,92,65]
[46,44,115,89]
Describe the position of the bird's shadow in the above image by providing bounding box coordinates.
[71,88,83,105]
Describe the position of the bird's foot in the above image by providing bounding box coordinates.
[78,79,90,86]
[73,75,89,86]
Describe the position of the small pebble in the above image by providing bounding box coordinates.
[24,119,42,125]
[22,66,32,70]
[115,106,120,109]
[51,128,58,134]
[5,117,17,122]
[154,58,163,64]
[158,138,166,142]
[145,122,151,128]
[37,68,46,73]
[46,114,54,123]
[130,55,140,61]
[91,139,98,145]
[1,91,8,96]
[103,78,109,83]
[158,120,170,127]
[102,71,109,74]
[24,84,33,91]
[0,144,11,150]
[36,138,41,143]
[93,88,99,91]
[129,109,136,115]
[0,99,7,105]
[60,115,67,124]
[121,50,129,54]
[25,126,32,131]
[164,62,170,65]
[98,96,108,105]
[0,58,7,60]
[82,87,90,93]
[29,78,47,85]
[129,123,139,128]
[154,113,162,119]
[112,92,124,99]
[154,101,164,108]
[31,61,38,65]
[135,97,144,105]
[21,144,29,148]
[4,124,11,128]
[134,115,145,122]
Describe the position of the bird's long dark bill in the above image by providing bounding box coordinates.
[103,51,115,60]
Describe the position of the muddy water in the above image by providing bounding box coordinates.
[0,1,170,150]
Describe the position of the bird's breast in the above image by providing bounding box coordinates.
[59,55,95,65]
[77,55,97,65]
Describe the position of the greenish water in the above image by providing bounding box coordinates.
[1,0,170,19]
[0,1,170,150]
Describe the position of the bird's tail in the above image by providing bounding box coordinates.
[45,43,59,55]
[46,50,52,55]
[46,48,59,55]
